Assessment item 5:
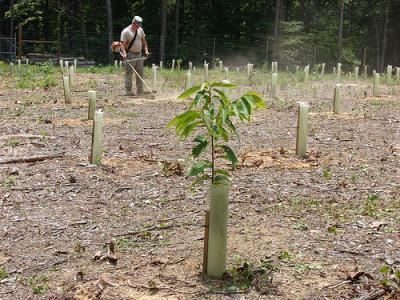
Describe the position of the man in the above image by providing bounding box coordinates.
[120,16,150,96]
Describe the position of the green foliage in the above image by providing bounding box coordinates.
[167,81,265,185]
[3,175,17,187]
[0,267,8,280]
[19,274,49,295]
[379,265,400,290]
[226,256,276,294]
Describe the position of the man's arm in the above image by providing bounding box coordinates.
[142,37,150,56]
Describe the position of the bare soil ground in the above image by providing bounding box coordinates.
[0,68,399,300]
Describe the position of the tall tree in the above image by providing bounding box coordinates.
[337,0,344,63]
[174,0,180,57]
[106,0,113,64]
[272,0,281,62]
[160,0,167,62]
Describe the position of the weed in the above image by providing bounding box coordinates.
[116,237,138,250]
[227,256,276,294]
[123,111,138,118]
[322,168,332,179]
[351,175,359,183]
[7,139,20,148]
[328,226,337,234]
[3,175,17,187]
[278,251,294,261]
[379,265,400,290]
[362,194,380,217]
[0,267,8,279]
[19,274,49,294]
[293,221,309,231]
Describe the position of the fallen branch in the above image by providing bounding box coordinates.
[0,134,55,140]
[0,152,65,164]
[127,280,199,295]
[356,289,386,300]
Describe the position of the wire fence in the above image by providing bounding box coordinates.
[7,28,375,71]
[0,37,16,61]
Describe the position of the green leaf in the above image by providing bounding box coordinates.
[226,119,240,141]
[166,110,199,129]
[211,82,236,88]
[192,91,204,108]
[214,89,230,106]
[215,169,230,177]
[188,160,212,176]
[245,92,266,108]
[220,145,238,166]
[240,98,252,119]
[380,265,390,274]
[178,85,201,99]
[220,108,227,126]
[190,174,211,187]
[194,134,207,143]
[192,138,208,157]
[181,121,202,139]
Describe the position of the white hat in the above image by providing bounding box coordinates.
[132,16,143,25]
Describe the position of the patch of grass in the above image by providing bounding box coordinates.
[19,274,49,294]
[293,221,309,231]
[0,267,8,279]
[278,251,294,262]
[116,237,138,250]
[7,139,20,148]
[322,168,332,179]
[3,175,17,187]
[362,194,380,217]
[123,111,138,118]
[226,256,277,294]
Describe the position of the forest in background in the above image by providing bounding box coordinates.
[0,0,399,71]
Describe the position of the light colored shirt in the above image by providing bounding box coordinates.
[120,26,145,53]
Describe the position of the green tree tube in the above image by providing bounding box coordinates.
[189,62,193,72]
[91,111,104,165]
[396,67,400,83]
[207,181,230,278]
[74,59,77,71]
[219,61,223,72]
[333,84,342,114]
[271,72,278,99]
[185,72,192,90]
[18,59,21,69]
[204,63,209,81]
[337,63,341,81]
[172,59,175,70]
[387,65,392,84]
[63,76,71,104]
[65,61,69,76]
[88,90,96,120]
[373,73,380,97]
[224,67,229,80]
[354,67,359,80]
[114,60,118,70]
[364,65,368,78]
[69,66,75,87]
[59,60,64,74]
[160,61,163,71]
[304,65,310,83]
[321,63,325,77]
[152,64,157,90]
[296,102,310,157]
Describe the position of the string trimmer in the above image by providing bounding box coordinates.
[111,41,156,99]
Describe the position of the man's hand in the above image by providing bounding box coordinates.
[145,51,150,57]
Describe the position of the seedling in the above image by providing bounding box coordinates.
[293,222,309,231]
[4,175,17,187]
[379,265,400,290]
[7,139,20,148]
[168,81,265,278]
[322,168,332,179]
[278,251,294,261]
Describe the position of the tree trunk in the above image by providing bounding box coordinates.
[106,0,113,64]
[160,0,167,62]
[380,0,390,73]
[337,0,344,63]
[174,0,180,57]
[9,0,14,39]
[273,0,281,62]
[78,0,89,57]
[374,15,381,72]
